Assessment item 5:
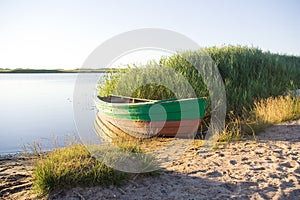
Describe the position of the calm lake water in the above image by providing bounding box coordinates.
[0,74,80,154]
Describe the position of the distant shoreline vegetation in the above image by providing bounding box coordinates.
[0,68,117,73]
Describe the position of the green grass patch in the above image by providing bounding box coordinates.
[26,135,161,196]
[32,144,129,195]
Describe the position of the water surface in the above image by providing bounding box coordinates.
[0,74,78,154]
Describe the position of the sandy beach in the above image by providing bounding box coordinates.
[1,119,300,200]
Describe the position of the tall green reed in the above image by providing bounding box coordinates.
[99,45,300,116]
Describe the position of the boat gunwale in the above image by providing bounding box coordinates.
[96,95,207,107]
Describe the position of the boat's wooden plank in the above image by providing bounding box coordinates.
[97,113,201,138]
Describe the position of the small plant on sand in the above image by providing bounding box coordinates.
[26,135,159,196]
[32,144,129,195]
[217,112,256,142]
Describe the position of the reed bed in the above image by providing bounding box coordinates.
[162,45,300,114]
[100,46,300,116]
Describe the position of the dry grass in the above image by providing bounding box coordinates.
[216,95,300,143]
[217,113,256,142]
[253,95,300,124]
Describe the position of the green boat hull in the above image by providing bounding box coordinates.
[95,95,207,121]
[95,95,207,138]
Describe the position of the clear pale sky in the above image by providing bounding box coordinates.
[0,0,299,69]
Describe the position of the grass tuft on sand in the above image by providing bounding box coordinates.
[28,135,161,196]
[253,95,300,124]
[32,144,129,195]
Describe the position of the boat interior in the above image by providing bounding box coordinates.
[98,95,154,103]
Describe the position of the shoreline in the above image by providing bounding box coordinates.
[1,119,300,199]
[0,151,30,158]
[0,68,118,74]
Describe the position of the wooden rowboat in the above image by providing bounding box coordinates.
[95,95,207,139]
